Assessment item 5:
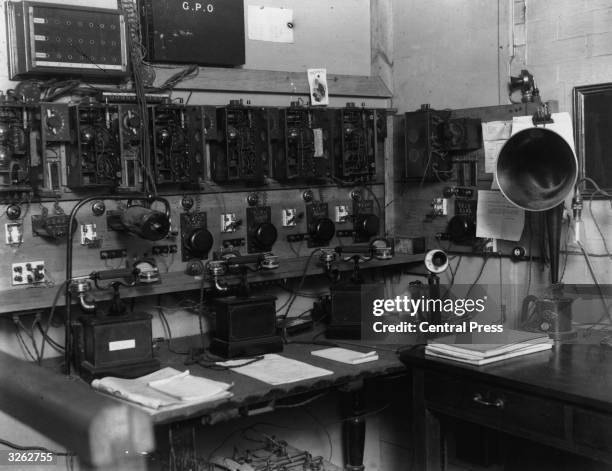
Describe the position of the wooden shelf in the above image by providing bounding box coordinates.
[153,66,392,98]
[0,254,423,315]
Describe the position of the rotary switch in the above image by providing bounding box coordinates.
[184,227,214,259]
[310,217,335,244]
[355,213,379,238]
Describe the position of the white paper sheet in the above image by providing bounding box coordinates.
[248,6,294,43]
[218,354,333,385]
[476,190,525,241]
[511,112,575,153]
[482,121,512,141]
[484,140,506,173]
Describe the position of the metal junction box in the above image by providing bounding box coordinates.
[139,0,245,66]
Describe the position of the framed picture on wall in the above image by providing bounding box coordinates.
[573,82,612,197]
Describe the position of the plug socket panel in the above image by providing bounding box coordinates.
[12,261,46,286]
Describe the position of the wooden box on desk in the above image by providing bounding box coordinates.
[209,295,283,358]
[73,312,159,381]
[327,282,384,339]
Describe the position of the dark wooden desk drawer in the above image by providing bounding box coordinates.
[424,370,565,440]
[574,408,612,454]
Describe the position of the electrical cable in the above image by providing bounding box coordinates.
[577,240,612,330]
[465,256,489,300]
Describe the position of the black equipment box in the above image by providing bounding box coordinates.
[327,282,385,340]
[73,312,159,381]
[139,0,245,66]
[5,1,128,79]
[209,295,282,358]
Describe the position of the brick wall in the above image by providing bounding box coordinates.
[522,0,612,111]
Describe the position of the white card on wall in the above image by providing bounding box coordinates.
[307,68,329,106]
[248,5,295,43]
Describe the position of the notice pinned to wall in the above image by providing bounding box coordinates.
[476,190,525,241]
[481,120,512,174]
[247,5,295,43]
[307,68,329,106]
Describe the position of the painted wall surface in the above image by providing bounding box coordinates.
[391,0,504,113]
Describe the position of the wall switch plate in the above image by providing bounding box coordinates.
[282,208,297,227]
[5,223,23,245]
[220,213,238,233]
[335,205,350,223]
[80,224,98,246]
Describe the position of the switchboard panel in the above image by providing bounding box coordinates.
[5,1,128,79]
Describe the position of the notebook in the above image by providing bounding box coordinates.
[311,347,379,364]
[425,342,553,366]
[427,329,550,359]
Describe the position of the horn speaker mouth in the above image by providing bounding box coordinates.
[495,127,577,211]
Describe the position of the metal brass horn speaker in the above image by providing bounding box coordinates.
[496,127,577,211]
[495,126,578,285]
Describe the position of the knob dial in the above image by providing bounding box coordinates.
[310,218,335,243]
[6,204,21,220]
[447,215,476,243]
[185,228,213,257]
[356,214,379,237]
[254,222,277,250]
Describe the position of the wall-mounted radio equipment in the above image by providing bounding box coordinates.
[335,104,381,182]
[209,100,268,185]
[67,99,121,188]
[30,103,70,195]
[269,103,332,182]
[0,99,32,196]
[150,102,205,186]
[5,1,128,79]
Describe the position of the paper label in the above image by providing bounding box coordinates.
[109,339,136,352]
[313,128,324,157]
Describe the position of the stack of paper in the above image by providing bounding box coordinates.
[425,329,553,366]
[311,347,379,364]
[91,367,233,409]
[218,354,334,386]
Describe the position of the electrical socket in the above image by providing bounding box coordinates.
[11,261,46,286]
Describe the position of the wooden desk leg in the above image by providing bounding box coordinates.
[340,381,366,471]
[413,368,445,471]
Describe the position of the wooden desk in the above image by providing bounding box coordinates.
[400,343,612,470]
[121,336,406,470]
